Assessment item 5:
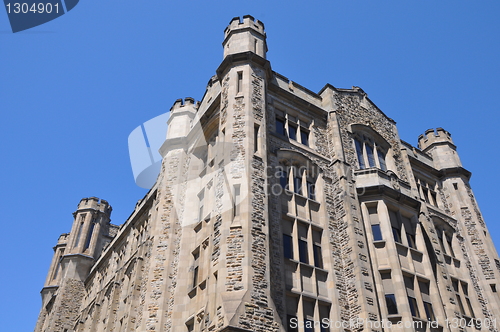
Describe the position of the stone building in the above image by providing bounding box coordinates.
[35,16,500,332]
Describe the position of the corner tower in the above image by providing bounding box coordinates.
[223,15,267,59]
[35,198,114,332]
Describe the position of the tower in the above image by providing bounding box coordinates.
[35,198,114,332]
[35,17,500,332]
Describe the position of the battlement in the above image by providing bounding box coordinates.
[224,15,265,38]
[77,197,112,215]
[170,97,200,112]
[418,128,454,150]
[222,15,267,59]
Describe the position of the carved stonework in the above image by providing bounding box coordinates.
[334,94,408,182]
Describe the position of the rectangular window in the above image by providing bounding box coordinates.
[192,266,199,288]
[392,227,401,243]
[406,232,416,249]
[307,181,315,200]
[446,235,455,257]
[300,129,309,146]
[319,305,330,332]
[313,244,323,268]
[192,250,200,288]
[385,294,398,315]
[84,222,95,250]
[233,185,241,217]
[366,144,376,167]
[288,123,297,140]
[287,315,298,332]
[299,239,309,264]
[74,222,85,248]
[355,139,365,169]
[294,175,302,195]
[280,169,288,190]
[378,150,387,171]
[408,296,420,317]
[304,319,314,332]
[283,234,293,259]
[237,71,243,93]
[423,302,435,321]
[254,125,259,153]
[276,118,286,136]
[372,224,383,241]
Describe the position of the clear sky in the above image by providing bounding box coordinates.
[1,1,499,330]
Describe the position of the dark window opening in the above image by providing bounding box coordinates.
[372,224,383,241]
[301,130,309,146]
[299,239,309,264]
[307,181,315,200]
[294,176,302,195]
[385,294,398,315]
[287,315,298,332]
[406,233,416,249]
[423,302,435,321]
[276,118,286,136]
[408,296,420,317]
[392,227,401,243]
[355,138,365,169]
[313,244,323,268]
[283,234,293,259]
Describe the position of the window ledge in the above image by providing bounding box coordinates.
[374,240,386,248]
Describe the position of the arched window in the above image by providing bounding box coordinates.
[351,125,389,171]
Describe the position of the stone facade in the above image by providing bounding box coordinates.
[35,16,500,332]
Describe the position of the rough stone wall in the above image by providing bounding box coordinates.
[47,279,86,331]
[238,157,279,332]
[333,93,408,182]
[226,228,244,291]
[220,76,229,127]
[461,207,495,280]
[455,213,498,332]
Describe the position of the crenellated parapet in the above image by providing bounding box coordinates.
[76,197,112,215]
[418,127,454,151]
[418,128,462,170]
[223,15,267,59]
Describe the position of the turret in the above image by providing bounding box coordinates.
[418,128,462,169]
[66,197,112,258]
[222,15,267,59]
[166,97,198,140]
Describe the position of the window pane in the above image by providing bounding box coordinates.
[366,144,376,167]
[307,181,315,200]
[372,224,383,241]
[304,319,314,332]
[465,297,475,317]
[192,266,199,288]
[423,302,435,321]
[385,294,398,315]
[406,233,416,249]
[355,139,365,169]
[283,234,293,259]
[313,244,323,268]
[280,170,288,189]
[377,150,387,171]
[456,295,466,315]
[408,296,420,317]
[299,239,309,264]
[301,130,309,146]
[294,176,302,195]
[289,124,297,140]
[392,227,401,243]
[276,118,286,136]
[287,315,298,332]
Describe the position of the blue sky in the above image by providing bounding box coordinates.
[1,1,499,330]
